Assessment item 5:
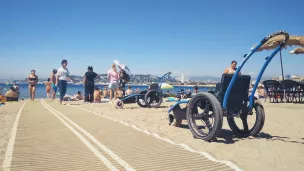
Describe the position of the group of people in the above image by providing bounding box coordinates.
[24,59,266,104]
[28,60,130,105]
[83,63,131,103]
[28,59,74,104]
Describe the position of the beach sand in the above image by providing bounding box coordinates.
[72,100,304,171]
[0,99,303,170]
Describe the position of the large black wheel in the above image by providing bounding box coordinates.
[227,99,265,137]
[136,90,148,107]
[186,93,223,141]
[145,90,163,108]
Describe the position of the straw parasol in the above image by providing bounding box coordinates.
[253,35,304,51]
[289,47,304,54]
[252,34,304,102]
[161,83,174,90]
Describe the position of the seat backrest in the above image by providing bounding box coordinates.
[217,74,251,110]
[149,83,159,90]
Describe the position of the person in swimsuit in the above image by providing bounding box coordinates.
[50,69,58,101]
[224,60,241,75]
[28,69,38,101]
[93,87,101,102]
[44,78,52,99]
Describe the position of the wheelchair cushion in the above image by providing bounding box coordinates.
[217,74,251,110]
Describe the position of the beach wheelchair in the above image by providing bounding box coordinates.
[115,72,172,109]
[167,31,289,141]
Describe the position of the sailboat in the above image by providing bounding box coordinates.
[181,73,185,85]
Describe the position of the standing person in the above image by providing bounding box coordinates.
[56,60,73,105]
[44,78,52,99]
[83,66,99,103]
[50,69,58,101]
[28,69,38,101]
[107,63,119,103]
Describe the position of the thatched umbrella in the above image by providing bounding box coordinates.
[254,35,304,51]
[289,47,304,54]
[252,34,304,102]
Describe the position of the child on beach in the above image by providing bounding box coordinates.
[50,69,58,101]
[45,78,52,99]
[74,91,84,100]
[94,87,101,102]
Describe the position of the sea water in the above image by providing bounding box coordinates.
[0,83,214,99]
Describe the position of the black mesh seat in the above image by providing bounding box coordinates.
[149,83,159,91]
[216,74,251,111]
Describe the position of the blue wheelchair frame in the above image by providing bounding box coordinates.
[119,72,172,102]
[168,31,289,115]
[223,31,289,111]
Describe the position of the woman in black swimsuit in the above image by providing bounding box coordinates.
[28,69,38,101]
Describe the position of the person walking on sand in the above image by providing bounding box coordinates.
[107,63,119,103]
[83,66,100,103]
[56,59,73,105]
[50,69,58,101]
[28,69,38,101]
[44,78,52,99]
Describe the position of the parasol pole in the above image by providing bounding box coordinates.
[279,48,286,103]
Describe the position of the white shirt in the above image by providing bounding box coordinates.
[57,67,70,81]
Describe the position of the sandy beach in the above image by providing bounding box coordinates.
[70,100,304,171]
[0,99,303,170]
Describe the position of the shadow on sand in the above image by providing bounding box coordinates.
[176,124,304,145]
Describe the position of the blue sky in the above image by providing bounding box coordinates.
[0,0,303,80]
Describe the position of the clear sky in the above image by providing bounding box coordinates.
[0,0,303,80]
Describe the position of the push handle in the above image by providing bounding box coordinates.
[261,30,289,47]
